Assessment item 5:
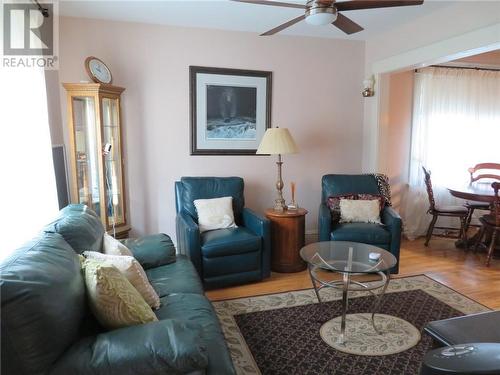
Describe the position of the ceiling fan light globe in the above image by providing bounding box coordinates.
[305,6,337,26]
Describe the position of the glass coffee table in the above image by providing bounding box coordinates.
[300,241,397,344]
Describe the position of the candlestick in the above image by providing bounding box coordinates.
[287,181,298,210]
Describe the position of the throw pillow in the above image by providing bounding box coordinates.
[339,199,382,224]
[103,233,133,256]
[83,251,160,309]
[326,194,357,223]
[82,259,158,329]
[357,193,385,211]
[373,173,393,206]
[193,196,237,233]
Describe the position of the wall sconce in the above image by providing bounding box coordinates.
[362,75,375,97]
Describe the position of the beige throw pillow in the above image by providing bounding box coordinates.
[83,251,160,309]
[103,233,133,256]
[193,196,237,233]
[339,199,382,224]
[82,259,158,329]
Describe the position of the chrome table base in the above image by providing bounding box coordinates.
[308,265,391,345]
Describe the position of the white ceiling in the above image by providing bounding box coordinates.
[59,0,456,40]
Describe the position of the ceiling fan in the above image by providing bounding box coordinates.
[231,0,424,36]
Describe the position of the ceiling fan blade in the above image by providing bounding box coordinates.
[336,0,424,12]
[231,0,306,9]
[261,14,306,36]
[332,13,364,34]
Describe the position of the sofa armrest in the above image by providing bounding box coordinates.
[382,206,402,273]
[318,203,332,242]
[176,211,202,277]
[50,320,208,375]
[121,234,176,270]
[242,208,271,278]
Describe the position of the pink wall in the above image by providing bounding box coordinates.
[57,17,365,240]
[378,71,414,211]
[454,49,500,67]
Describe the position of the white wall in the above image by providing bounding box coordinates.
[56,17,365,239]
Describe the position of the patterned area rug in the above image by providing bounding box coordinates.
[213,275,490,375]
[320,313,421,356]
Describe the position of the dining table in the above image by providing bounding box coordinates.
[448,181,497,249]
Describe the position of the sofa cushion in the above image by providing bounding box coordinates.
[0,232,85,375]
[44,204,104,253]
[156,293,235,375]
[201,227,261,258]
[330,223,391,244]
[50,319,209,375]
[146,255,204,297]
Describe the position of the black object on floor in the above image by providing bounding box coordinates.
[424,311,500,347]
[420,343,500,375]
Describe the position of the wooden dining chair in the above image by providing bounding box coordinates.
[464,163,500,233]
[475,182,500,266]
[422,166,468,247]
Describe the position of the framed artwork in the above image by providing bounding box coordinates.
[190,66,272,155]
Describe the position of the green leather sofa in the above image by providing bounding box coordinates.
[1,204,235,375]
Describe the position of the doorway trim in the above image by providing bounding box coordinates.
[363,23,500,172]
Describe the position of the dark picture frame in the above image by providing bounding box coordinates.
[190,66,272,155]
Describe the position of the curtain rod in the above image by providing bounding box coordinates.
[32,0,49,18]
[416,65,500,72]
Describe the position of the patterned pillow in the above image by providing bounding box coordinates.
[326,194,357,224]
[372,173,392,207]
[82,259,158,329]
[83,251,160,309]
[102,233,133,256]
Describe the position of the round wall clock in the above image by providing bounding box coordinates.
[85,56,112,84]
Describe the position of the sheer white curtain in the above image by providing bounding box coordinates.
[0,67,59,258]
[403,66,500,239]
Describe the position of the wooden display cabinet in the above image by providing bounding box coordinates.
[63,83,130,238]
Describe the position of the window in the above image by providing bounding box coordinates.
[0,67,59,258]
[403,66,500,239]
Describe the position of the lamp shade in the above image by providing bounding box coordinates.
[256,128,299,155]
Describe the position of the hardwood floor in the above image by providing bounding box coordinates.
[206,237,500,309]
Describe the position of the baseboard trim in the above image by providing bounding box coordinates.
[305,230,318,245]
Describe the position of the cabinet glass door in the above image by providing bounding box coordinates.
[72,96,101,216]
[102,97,125,227]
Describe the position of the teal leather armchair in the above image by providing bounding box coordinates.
[318,174,402,273]
[175,177,271,289]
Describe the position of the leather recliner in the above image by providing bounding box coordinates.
[175,177,271,289]
[318,174,402,273]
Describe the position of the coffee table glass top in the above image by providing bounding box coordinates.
[300,241,397,274]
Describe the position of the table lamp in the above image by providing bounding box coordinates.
[256,127,299,212]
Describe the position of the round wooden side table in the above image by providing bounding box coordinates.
[265,208,308,273]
